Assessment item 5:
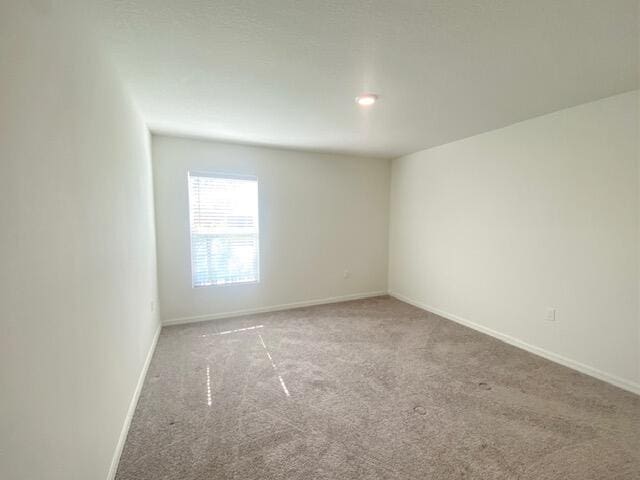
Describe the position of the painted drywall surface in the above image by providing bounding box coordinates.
[77,1,638,158]
[0,4,159,480]
[389,91,640,387]
[152,135,390,322]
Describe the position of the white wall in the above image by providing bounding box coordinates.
[389,91,640,392]
[0,4,160,480]
[152,135,389,323]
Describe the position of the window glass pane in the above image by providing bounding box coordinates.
[188,173,259,287]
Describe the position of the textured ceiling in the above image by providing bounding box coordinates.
[76,0,638,158]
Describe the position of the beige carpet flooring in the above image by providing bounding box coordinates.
[115,296,640,479]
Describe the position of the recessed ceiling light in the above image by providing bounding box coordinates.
[355,93,378,106]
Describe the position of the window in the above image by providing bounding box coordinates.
[188,172,259,287]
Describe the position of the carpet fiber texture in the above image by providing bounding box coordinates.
[116,296,640,479]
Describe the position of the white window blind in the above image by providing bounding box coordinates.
[188,172,259,287]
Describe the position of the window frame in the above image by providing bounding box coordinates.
[187,170,261,289]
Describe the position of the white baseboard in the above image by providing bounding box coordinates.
[389,291,640,396]
[107,324,162,480]
[163,291,388,326]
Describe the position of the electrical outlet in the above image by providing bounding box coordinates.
[545,308,556,322]
[150,301,156,313]
[343,269,350,279]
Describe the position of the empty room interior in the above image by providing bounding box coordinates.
[2,1,640,479]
